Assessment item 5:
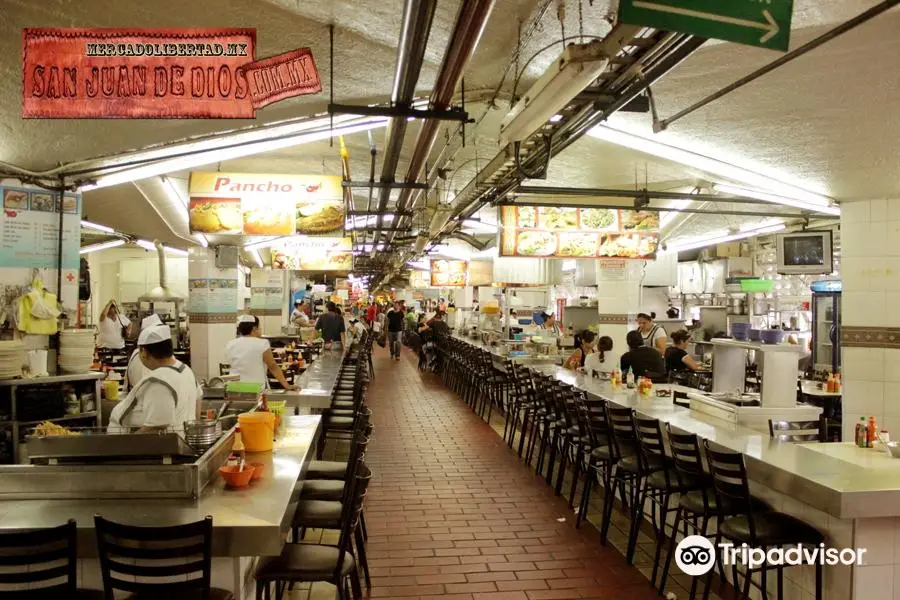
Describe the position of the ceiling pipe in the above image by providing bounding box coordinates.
[387,0,497,251]
[370,0,438,247]
[447,231,489,250]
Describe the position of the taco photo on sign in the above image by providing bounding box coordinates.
[296,200,344,234]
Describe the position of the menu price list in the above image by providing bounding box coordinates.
[0,186,80,270]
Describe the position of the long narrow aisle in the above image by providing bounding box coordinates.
[363,347,661,600]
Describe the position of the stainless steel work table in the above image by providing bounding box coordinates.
[0,414,321,558]
[531,365,900,520]
[286,347,346,410]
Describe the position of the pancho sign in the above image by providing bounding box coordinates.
[188,172,344,237]
[22,28,321,118]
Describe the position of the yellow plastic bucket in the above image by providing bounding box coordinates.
[104,380,119,401]
[237,412,276,452]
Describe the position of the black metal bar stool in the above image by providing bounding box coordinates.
[94,515,233,600]
[0,519,103,599]
[703,442,824,600]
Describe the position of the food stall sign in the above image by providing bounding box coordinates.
[618,0,792,52]
[430,260,468,287]
[409,270,431,289]
[597,259,627,281]
[499,205,659,260]
[188,172,344,236]
[270,236,352,271]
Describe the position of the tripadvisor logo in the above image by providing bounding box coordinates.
[675,535,866,576]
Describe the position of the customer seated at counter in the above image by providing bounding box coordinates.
[636,312,667,354]
[664,330,703,373]
[316,301,347,348]
[125,313,163,389]
[584,336,618,376]
[226,315,298,390]
[564,330,597,370]
[621,330,666,382]
[108,324,200,433]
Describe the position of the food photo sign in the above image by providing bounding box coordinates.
[270,236,352,271]
[498,205,659,260]
[187,172,344,237]
[430,260,468,287]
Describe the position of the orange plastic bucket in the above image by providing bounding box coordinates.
[237,412,276,452]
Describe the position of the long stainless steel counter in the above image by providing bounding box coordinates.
[451,334,900,520]
[450,333,565,367]
[0,414,320,557]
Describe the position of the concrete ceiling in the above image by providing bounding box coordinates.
[0,0,895,254]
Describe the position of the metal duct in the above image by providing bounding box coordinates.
[371,0,438,246]
[447,231,488,250]
[139,240,185,302]
[388,0,497,248]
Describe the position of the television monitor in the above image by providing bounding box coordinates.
[776,231,834,275]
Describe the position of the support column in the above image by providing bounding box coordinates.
[187,248,239,381]
[839,199,900,440]
[249,269,286,336]
[593,260,642,344]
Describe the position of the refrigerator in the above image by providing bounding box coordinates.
[810,280,841,373]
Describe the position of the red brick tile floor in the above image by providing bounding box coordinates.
[290,347,722,599]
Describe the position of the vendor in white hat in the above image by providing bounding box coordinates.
[125,313,164,389]
[225,315,298,390]
[108,324,200,433]
[290,299,310,327]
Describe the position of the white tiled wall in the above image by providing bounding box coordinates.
[840,199,900,441]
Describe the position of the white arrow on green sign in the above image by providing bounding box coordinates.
[618,0,793,52]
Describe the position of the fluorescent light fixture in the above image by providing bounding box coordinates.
[588,125,834,207]
[346,214,395,230]
[244,236,288,251]
[460,219,499,232]
[80,220,115,233]
[666,223,785,253]
[194,233,208,247]
[500,40,610,145]
[659,198,694,229]
[162,176,187,208]
[80,117,389,190]
[549,114,563,123]
[134,239,188,255]
[251,249,265,268]
[712,183,840,216]
[406,260,431,271]
[80,240,126,254]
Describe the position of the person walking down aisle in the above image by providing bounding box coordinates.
[386,302,405,360]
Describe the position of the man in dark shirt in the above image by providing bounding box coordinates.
[620,330,666,382]
[386,302,405,360]
[315,301,346,348]
[423,311,450,338]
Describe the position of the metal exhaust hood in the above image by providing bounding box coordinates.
[139,240,185,302]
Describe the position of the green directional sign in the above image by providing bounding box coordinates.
[618,0,793,52]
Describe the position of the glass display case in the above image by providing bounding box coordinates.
[811,280,841,373]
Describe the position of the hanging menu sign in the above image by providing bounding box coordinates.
[270,236,352,271]
[0,183,81,269]
[499,205,659,260]
[430,260,468,287]
[188,172,344,236]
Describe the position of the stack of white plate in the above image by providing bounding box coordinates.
[0,340,25,379]
[58,329,96,374]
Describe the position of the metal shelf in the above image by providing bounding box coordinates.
[18,412,99,428]
[0,372,105,388]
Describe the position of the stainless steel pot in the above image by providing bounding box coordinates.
[183,420,222,453]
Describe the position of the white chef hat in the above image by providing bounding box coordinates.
[141,313,163,330]
[138,324,171,346]
[238,314,257,324]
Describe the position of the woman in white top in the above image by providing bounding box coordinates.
[126,313,163,389]
[584,336,620,376]
[225,315,297,390]
[108,324,199,433]
[636,312,667,354]
[97,300,133,349]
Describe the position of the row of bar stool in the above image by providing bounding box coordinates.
[436,344,826,600]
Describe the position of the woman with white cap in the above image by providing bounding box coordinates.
[225,315,298,390]
[108,324,200,433]
[125,313,164,389]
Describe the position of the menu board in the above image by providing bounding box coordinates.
[499,205,659,260]
[271,236,353,271]
[430,260,467,287]
[408,270,430,289]
[188,172,344,236]
[189,278,238,313]
[0,184,81,269]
